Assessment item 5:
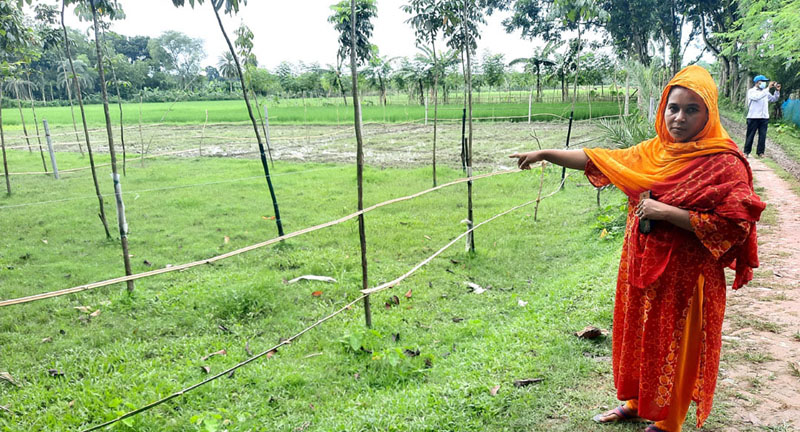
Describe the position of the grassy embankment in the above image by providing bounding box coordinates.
[0,99,622,129]
[0,145,650,431]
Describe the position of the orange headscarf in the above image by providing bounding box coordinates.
[584,65,740,197]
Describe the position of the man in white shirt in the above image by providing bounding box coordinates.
[744,74,781,158]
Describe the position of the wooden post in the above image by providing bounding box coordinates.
[528,88,532,123]
[27,79,48,172]
[43,119,59,180]
[199,109,208,156]
[463,0,475,253]
[349,0,371,328]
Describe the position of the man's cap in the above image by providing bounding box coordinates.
[753,75,769,83]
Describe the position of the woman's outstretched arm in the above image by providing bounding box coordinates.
[508,149,589,171]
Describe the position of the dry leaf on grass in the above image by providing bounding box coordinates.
[200,366,210,374]
[517,300,528,307]
[223,236,230,244]
[89,309,101,318]
[73,306,92,313]
[490,385,501,396]
[245,341,253,356]
[404,289,413,298]
[288,275,337,284]
[266,350,277,359]
[200,349,227,361]
[0,372,19,387]
[311,291,323,297]
[41,337,52,343]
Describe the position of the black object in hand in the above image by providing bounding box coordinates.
[638,190,653,234]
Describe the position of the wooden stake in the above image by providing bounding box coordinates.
[26,75,48,172]
[43,119,59,180]
[462,0,475,253]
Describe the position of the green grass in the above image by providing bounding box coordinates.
[0,99,622,129]
[0,146,646,431]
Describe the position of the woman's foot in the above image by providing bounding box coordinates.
[644,425,668,432]
[592,404,641,423]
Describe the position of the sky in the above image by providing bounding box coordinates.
[41,0,705,71]
[49,0,590,70]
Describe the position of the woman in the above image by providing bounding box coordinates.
[509,65,765,432]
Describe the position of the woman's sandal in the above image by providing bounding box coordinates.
[592,404,642,423]
[644,426,668,432]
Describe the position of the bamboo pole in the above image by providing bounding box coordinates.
[61,0,111,239]
[350,0,371,328]
[90,0,134,291]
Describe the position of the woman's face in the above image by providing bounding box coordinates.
[664,86,709,142]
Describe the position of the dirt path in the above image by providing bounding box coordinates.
[713,155,800,430]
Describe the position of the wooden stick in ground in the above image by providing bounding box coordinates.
[61,57,83,156]
[528,129,545,221]
[61,0,111,239]
[90,0,134,291]
[13,87,32,153]
[1,86,10,195]
[349,0,371,328]
[26,74,48,172]
[199,109,207,156]
[138,92,144,167]
[102,31,127,177]
[211,2,284,237]
[43,119,59,180]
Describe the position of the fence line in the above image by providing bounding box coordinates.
[78,175,567,432]
[0,169,518,307]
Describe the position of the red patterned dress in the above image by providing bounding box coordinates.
[585,152,764,426]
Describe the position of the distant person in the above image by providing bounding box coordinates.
[509,65,765,432]
[744,75,781,158]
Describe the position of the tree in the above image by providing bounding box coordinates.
[61,0,111,238]
[0,0,37,195]
[217,51,237,91]
[403,0,449,186]
[361,45,394,106]
[147,30,205,88]
[509,40,560,101]
[172,0,285,237]
[330,0,378,326]
[481,52,506,87]
[87,0,135,291]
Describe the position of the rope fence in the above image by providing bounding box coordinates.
[0,169,518,307]
[77,174,568,432]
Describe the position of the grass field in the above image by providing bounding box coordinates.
[0,137,657,431]
[0,99,623,129]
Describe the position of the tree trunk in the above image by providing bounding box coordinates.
[26,76,48,172]
[62,0,110,239]
[349,0,371,327]
[102,31,127,176]
[431,38,439,187]
[91,0,134,291]
[535,64,542,102]
[624,69,630,116]
[63,60,84,156]
[572,24,582,110]
[463,0,475,253]
[1,85,10,195]
[14,88,32,153]
[212,2,284,237]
